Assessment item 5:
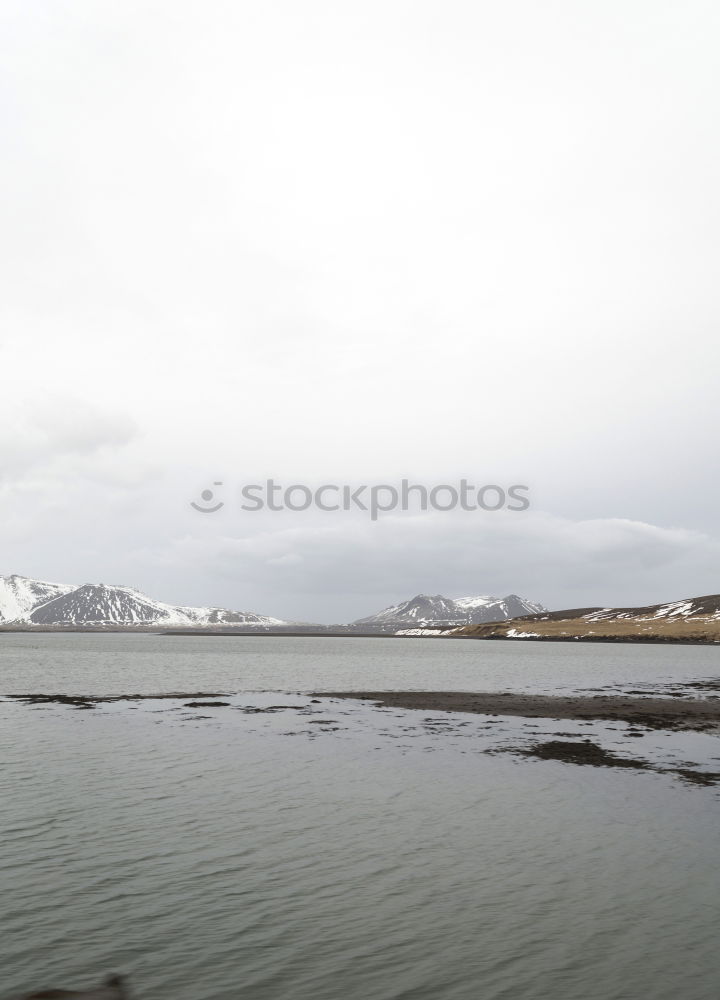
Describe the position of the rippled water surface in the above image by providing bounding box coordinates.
[2,634,719,1000]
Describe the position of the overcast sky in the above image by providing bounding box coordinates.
[1,0,719,622]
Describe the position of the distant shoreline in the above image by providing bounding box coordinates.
[1,626,719,645]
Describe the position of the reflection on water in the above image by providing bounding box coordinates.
[1,635,720,1000]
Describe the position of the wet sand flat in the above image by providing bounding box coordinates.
[319,690,720,731]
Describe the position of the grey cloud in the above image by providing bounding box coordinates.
[132,512,719,623]
[0,400,138,484]
[1,2,719,615]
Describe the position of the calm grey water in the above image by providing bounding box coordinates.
[2,634,719,1000]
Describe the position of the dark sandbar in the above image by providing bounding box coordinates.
[319,690,720,731]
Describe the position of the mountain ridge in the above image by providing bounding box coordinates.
[454,594,720,642]
[354,592,546,628]
[0,575,546,630]
[0,576,285,628]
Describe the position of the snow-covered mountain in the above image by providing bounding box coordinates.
[354,593,546,628]
[0,575,286,628]
[179,606,286,627]
[1,574,546,631]
[0,574,77,624]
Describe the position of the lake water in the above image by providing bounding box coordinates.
[2,634,719,1000]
